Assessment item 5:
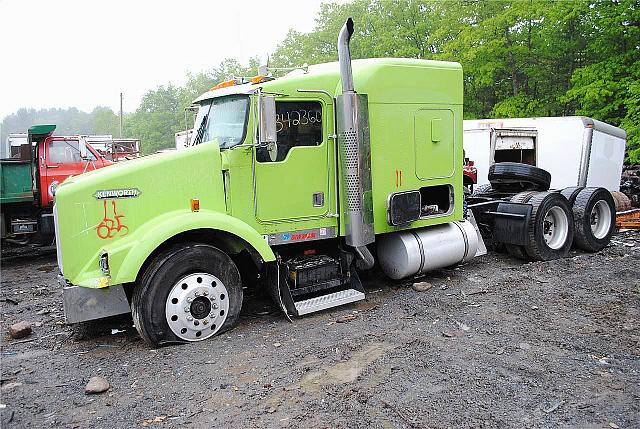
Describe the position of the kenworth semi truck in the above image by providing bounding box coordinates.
[54,19,615,347]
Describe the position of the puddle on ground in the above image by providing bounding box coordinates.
[296,342,394,393]
[260,342,395,411]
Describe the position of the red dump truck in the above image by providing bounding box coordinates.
[1,125,113,245]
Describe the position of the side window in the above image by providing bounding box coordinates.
[48,140,96,163]
[257,101,323,162]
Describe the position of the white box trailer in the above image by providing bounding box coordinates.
[3,133,28,158]
[463,117,627,191]
[175,129,194,150]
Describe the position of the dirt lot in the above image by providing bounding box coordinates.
[1,231,639,429]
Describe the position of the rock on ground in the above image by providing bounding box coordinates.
[8,321,32,339]
[85,376,110,394]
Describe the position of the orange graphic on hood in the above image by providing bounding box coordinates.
[96,200,129,239]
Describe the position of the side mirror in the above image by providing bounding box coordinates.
[79,136,88,159]
[259,95,278,161]
[259,95,277,144]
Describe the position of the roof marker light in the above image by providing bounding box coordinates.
[210,79,237,91]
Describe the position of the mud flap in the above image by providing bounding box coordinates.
[265,260,294,322]
[349,266,365,294]
[467,210,488,257]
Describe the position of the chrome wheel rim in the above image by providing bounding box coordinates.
[543,206,569,250]
[165,273,229,341]
[590,200,612,239]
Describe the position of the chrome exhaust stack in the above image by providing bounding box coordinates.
[336,18,375,269]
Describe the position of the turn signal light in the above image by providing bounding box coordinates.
[250,75,267,84]
[190,198,200,212]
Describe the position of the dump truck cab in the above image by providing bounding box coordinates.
[55,19,487,346]
[1,125,111,244]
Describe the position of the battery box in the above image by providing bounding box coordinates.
[286,255,341,288]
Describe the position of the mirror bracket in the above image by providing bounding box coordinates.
[78,136,89,160]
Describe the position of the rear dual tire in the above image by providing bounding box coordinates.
[503,191,574,261]
[506,188,615,261]
[570,187,615,252]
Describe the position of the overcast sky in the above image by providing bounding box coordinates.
[0,0,342,119]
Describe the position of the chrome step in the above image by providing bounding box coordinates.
[294,288,365,316]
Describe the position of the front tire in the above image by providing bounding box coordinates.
[132,243,242,347]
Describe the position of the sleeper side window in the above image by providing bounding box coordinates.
[257,101,323,162]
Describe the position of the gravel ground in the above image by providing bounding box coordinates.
[1,231,639,428]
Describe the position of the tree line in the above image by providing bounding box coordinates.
[2,0,638,162]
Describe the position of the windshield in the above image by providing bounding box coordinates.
[191,95,249,149]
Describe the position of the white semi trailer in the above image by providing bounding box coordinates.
[2,133,28,158]
[175,129,194,150]
[463,117,627,191]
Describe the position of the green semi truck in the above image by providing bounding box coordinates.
[54,19,615,347]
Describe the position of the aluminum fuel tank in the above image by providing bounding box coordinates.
[377,221,480,280]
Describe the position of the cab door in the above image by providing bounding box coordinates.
[41,138,100,207]
[254,99,332,222]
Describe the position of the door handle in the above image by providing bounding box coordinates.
[45,165,59,168]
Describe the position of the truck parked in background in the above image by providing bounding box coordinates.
[85,135,141,161]
[54,19,616,347]
[463,117,627,191]
[2,133,28,158]
[1,125,113,245]
[175,129,194,150]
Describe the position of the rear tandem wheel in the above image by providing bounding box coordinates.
[523,192,574,261]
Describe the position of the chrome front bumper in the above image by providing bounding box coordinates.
[60,275,130,324]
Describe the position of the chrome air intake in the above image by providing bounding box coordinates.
[337,18,374,255]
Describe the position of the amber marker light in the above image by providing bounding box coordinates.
[210,79,237,90]
[191,198,200,212]
[250,75,266,84]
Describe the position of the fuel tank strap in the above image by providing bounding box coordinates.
[410,230,426,275]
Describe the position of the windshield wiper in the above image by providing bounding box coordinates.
[192,113,209,146]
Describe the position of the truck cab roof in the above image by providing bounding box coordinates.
[194,58,463,106]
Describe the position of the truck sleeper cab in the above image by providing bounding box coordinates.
[55,19,496,347]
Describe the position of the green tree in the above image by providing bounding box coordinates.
[564,0,640,162]
[90,107,120,136]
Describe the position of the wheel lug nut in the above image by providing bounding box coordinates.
[203,319,209,325]
[212,303,219,310]
[187,316,193,321]
[194,291,200,297]
[187,297,193,303]
[184,307,189,312]
[203,291,209,296]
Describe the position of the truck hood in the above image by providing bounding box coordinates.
[55,143,226,286]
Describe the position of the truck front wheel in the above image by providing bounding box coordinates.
[132,243,243,347]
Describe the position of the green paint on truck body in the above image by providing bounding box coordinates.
[55,58,464,289]
[0,161,33,204]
